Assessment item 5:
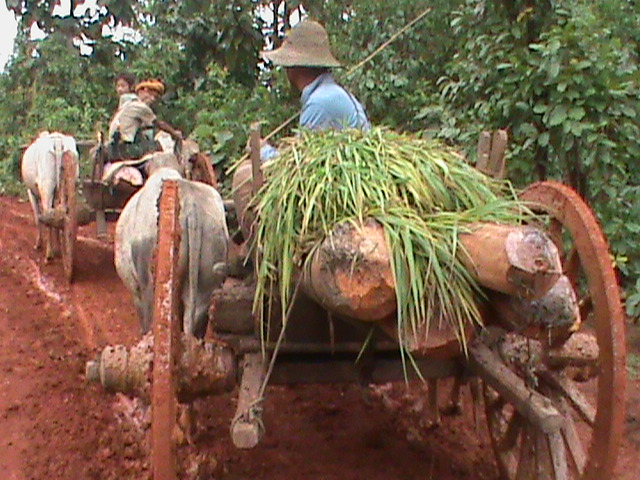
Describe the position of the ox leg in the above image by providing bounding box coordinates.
[185,293,210,339]
[187,263,227,339]
[133,276,155,335]
[137,285,155,336]
[27,190,43,251]
[45,226,55,262]
[49,224,62,260]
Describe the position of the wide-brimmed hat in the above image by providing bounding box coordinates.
[135,79,165,94]
[261,20,341,68]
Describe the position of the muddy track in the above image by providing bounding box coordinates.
[1,195,638,480]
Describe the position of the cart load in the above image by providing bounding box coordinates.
[235,127,577,352]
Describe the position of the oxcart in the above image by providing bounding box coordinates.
[86,129,626,480]
[81,134,218,239]
[20,134,80,284]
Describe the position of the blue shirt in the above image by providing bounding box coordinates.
[299,73,370,132]
[260,72,370,162]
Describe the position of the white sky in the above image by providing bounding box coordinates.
[0,1,298,72]
[0,0,101,71]
[0,2,18,71]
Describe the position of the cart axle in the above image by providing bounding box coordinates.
[85,333,237,401]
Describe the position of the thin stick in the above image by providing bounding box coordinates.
[346,7,432,76]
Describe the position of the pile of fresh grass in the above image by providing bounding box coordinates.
[250,126,529,351]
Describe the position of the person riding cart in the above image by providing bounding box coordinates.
[102,78,182,185]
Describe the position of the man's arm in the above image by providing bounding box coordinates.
[155,120,183,140]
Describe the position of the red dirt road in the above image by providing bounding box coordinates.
[1,194,639,479]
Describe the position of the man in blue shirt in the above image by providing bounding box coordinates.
[257,19,370,160]
[263,19,369,131]
[232,19,370,247]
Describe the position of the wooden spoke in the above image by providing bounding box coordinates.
[540,371,596,426]
[548,219,563,251]
[515,427,536,480]
[562,248,580,287]
[549,431,569,480]
[559,400,587,476]
[499,411,523,453]
[534,429,554,479]
[577,295,593,323]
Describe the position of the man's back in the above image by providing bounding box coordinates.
[109,98,156,143]
[300,73,369,132]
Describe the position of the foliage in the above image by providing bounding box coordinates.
[437,0,640,318]
[0,137,23,196]
[0,0,639,315]
[627,351,640,380]
[251,127,530,356]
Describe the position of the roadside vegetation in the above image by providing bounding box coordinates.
[1,0,638,318]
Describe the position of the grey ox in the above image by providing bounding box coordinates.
[114,152,228,338]
[21,131,79,261]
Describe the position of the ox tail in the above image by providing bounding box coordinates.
[50,134,65,210]
[131,239,155,335]
[185,196,202,338]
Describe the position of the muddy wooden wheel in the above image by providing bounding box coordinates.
[61,151,78,283]
[151,180,182,480]
[483,181,626,480]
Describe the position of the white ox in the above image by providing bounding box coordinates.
[21,131,79,261]
[114,152,228,338]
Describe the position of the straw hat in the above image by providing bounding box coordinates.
[135,79,165,94]
[261,20,341,68]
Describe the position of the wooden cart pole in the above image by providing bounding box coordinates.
[151,180,182,480]
[249,122,263,193]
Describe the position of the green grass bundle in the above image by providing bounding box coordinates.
[250,126,529,351]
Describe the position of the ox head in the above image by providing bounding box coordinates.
[144,151,185,178]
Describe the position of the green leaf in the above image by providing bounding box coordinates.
[548,105,568,127]
[568,107,585,121]
[538,132,550,147]
[215,130,234,144]
[621,104,636,118]
[533,103,547,114]
[548,62,560,79]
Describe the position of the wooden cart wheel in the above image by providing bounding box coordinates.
[483,181,626,480]
[61,151,78,283]
[151,180,183,480]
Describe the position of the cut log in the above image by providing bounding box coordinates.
[459,223,562,300]
[233,165,563,321]
[377,313,471,358]
[231,160,256,241]
[301,220,562,323]
[485,275,581,346]
[302,219,396,321]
